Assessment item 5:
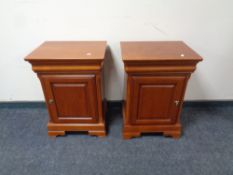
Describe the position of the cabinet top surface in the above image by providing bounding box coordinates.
[121,41,203,61]
[25,41,107,61]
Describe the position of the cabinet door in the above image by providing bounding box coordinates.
[129,76,186,125]
[40,74,98,123]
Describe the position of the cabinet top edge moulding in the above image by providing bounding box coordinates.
[25,41,107,73]
[120,41,203,73]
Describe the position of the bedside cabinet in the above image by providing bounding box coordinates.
[25,41,107,137]
[120,41,202,139]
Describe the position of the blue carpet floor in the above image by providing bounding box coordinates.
[0,104,233,175]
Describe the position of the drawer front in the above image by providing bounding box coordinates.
[129,75,187,125]
[40,74,98,123]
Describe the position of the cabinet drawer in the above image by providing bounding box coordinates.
[40,74,98,123]
[129,75,187,125]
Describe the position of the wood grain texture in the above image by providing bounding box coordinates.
[40,74,98,123]
[25,41,107,61]
[130,76,186,125]
[25,41,107,137]
[121,41,202,139]
[121,41,203,61]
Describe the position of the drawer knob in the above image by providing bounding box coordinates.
[174,100,180,106]
[48,99,54,104]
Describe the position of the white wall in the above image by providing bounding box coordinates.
[0,0,233,101]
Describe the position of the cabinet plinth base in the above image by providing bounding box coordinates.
[123,124,181,140]
[88,130,106,137]
[163,130,181,139]
[48,130,65,137]
[47,122,106,138]
[123,132,141,139]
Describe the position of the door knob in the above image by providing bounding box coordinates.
[48,99,54,104]
[174,100,180,106]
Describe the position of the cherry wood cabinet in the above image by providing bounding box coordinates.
[121,41,202,139]
[25,41,107,137]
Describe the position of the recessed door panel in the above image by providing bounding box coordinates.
[52,83,88,117]
[40,75,98,123]
[138,84,175,119]
[130,76,186,125]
